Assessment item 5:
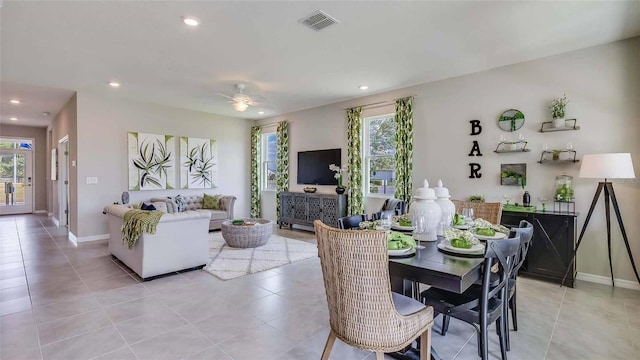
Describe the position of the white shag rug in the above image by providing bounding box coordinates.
[202,232,318,280]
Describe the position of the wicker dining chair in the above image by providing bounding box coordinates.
[452,200,503,224]
[314,220,434,360]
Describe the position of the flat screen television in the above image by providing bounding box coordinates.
[297,148,341,185]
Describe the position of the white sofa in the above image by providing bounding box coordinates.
[104,204,211,280]
[150,195,236,231]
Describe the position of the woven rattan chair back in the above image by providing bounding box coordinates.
[314,220,433,358]
[452,200,503,224]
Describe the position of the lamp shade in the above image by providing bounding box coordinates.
[579,153,636,179]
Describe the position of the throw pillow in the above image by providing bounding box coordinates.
[132,201,143,210]
[202,194,221,210]
[174,195,186,212]
[140,203,157,211]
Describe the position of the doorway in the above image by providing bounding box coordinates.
[58,136,69,227]
[0,138,34,215]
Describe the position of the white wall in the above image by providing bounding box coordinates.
[76,92,251,239]
[257,38,640,282]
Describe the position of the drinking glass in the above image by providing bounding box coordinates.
[440,213,453,234]
[413,215,426,249]
[503,194,512,205]
[538,196,548,212]
[379,212,392,233]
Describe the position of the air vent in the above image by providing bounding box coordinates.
[299,10,339,31]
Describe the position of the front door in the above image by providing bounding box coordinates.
[0,139,34,215]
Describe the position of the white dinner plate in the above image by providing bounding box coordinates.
[472,232,508,241]
[439,241,485,255]
[391,223,415,231]
[453,225,470,230]
[388,246,414,256]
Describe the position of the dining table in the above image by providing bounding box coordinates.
[388,236,485,360]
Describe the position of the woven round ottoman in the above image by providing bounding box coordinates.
[221,219,273,248]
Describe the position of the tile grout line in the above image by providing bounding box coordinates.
[543,285,566,359]
[37,216,140,360]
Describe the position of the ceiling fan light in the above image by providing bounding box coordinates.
[233,102,249,112]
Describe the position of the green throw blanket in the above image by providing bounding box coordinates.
[121,209,164,249]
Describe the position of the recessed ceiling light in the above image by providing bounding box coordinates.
[9,117,18,121]
[10,99,21,104]
[108,81,120,88]
[258,111,265,115]
[42,112,50,116]
[182,16,200,26]
[359,85,369,90]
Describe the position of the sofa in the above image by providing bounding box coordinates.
[103,204,211,280]
[150,195,236,231]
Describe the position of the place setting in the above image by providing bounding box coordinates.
[438,227,485,257]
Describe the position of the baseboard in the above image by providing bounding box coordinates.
[48,212,53,216]
[76,234,110,243]
[35,209,47,214]
[68,231,77,245]
[576,272,640,291]
[52,217,60,227]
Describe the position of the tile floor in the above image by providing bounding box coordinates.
[1,214,639,360]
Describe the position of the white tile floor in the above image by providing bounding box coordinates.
[1,214,639,360]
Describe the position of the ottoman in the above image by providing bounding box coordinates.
[221,219,273,248]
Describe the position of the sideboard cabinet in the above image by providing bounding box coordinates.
[279,192,348,230]
[501,210,577,287]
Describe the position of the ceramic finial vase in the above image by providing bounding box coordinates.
[434,179,456,236]
[409,179,442,241]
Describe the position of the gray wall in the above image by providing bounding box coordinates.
[75,91,251,238]
[0,123,48,212]
[257,37,640,283]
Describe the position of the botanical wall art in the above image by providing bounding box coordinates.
[180,137,217,189]
[128,132,175,191]
[500,163,527,188]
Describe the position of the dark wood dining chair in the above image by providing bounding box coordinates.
[314,220,434,360]
[337,214,368,229]
[504,220,534,351]
[381,198,407,215]
[421,236,520,360]
[371,209,400,220]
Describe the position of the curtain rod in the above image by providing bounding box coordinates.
[345,94,417,111]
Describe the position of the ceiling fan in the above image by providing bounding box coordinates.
[216,84,265,112]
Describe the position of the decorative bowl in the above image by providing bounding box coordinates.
[303,187,317,193]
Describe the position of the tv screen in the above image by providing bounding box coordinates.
[297,148,341,185]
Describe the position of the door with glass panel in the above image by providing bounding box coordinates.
[0,139,34,215]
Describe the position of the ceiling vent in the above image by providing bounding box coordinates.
[299,10,339,31]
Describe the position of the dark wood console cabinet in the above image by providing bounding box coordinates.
[279,192,347,230]
[501,210,577,287]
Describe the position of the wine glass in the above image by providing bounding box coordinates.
[413,215,426,249]
[440,213,453,235]
[503,194,512,205]
[538,197,548,212]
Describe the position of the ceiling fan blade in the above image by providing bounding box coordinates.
[214,93,234,100]
[247,94,266,103]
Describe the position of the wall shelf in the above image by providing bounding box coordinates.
[494,140,530,153]
[539,119,580,132]
[538,150,579,164]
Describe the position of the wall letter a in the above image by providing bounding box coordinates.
[468,141,483,156]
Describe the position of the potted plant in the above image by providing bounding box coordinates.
[552,150,562,161]
[329,164,347,194]
[549,94,569,128]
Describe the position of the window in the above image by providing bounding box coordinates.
[261,133,277,190]
[364,114,395,196]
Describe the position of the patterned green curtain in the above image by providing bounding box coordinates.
[394,97,414,204]
[276,121,289,223]
[250,126,261,218]
[346,107,364,215]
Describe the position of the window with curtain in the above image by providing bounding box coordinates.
[261,132,277,191]
[364,114,396,197]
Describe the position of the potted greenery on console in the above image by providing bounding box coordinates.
[549,94,569,128]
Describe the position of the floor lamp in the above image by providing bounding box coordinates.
[562,153,639,286]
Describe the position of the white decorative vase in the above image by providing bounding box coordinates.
[434,180,456,236]
[552,118,565,129]
[409,179,442,241]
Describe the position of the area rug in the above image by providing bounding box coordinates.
[202,232,318,280]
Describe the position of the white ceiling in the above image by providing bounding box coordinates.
[1,1,639,127]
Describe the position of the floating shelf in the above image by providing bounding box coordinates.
[540,119,580,132]
[538,150,579,164]
[494,140,531,153]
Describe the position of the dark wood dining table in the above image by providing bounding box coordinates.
[388,237,485,360]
